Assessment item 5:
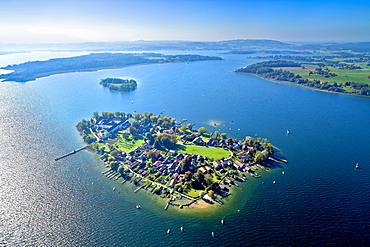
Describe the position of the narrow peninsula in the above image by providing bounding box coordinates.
[76,111,286,209]
[0,52,222,82]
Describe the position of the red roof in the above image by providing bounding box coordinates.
[153,161,162,167]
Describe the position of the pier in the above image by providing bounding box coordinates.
[55,146,88,161]
[269,156,288,163]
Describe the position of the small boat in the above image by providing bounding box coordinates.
[113,187,116,191]
[136,205,141,209]
[355,163,359,169]
[282,171,285,174]
[167,229,171,234]
[262,181,265,184]
[286,130,290,135]
[212,231,215,238]
[221,219,225,225]
[180,226,184,232]
[272,181,276,184]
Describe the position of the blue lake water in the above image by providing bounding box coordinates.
[0,51,369,246]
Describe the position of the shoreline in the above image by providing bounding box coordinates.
[235,71,367,97]
[1,62,177,82]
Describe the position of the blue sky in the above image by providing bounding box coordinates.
[1,0,369,43]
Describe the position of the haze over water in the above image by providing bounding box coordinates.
[0,51,369,246]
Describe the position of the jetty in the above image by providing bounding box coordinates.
[55,146,88,161]
[269,156,288,163]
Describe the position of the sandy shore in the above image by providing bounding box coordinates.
[188,199,214,209]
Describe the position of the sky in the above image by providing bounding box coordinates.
[0,0,370,44]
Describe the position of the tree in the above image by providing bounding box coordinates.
[212,131,220,139]
[129,126,138,135]
[254,150,269,163]
[134,113,143,121]
[198,127,208,135]
[220,133,227,140]
[102,111,114,118]
[146,150,157,162]
[193,170,205,184]
[204,174,214,188]
[92,112,99,120]
[99,146,106,154]
[207,190,214,199]
[184,171,193,182]
[154,133,177,150]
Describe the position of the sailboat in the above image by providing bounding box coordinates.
[221,219,225,225]
[212,231,215,238]
[355,163,359,169]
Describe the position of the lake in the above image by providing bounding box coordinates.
[0,51,369,246]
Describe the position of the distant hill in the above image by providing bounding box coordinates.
[1,39,369,53]
[0,39,295,52]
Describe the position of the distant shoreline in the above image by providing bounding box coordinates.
[0,52,223,82]
[0,62,168,82]
[235,71,354,96]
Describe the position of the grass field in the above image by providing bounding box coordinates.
[277,60,370,90]
[294,65,370,85]
[114,135,145,153]
[175,144,230,160]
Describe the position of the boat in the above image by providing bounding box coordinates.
[221,219,225,225]
[136,205,141,209]
[167,229,171,234]
[180,226,184,232]
[282,171,285,174]
[272,181,276,184]
[286,130,290,135]
[113,187,116,190]
[212,231,215,238]
[355,163,359,169]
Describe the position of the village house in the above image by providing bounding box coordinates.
[233,160,245,171]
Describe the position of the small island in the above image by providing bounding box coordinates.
[76,111,286,209]
[100,78,137,92]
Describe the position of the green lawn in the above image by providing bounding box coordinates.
[114,135,145,153]
[184,188,202,198]
[289,63,370,92]
[174,144,230,160]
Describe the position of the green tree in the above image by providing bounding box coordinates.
[220,133,227,140]
[204,174,214,188]
[198,127,208,135]
[184,171,193,182]
[154,133,177,150]
[212,131,220,139]
[254,150,269,163]
[92,112,99,120]
[207,190,214,199]
[129,126,138,135]
[193,170,205,184]
[199,191,205,197]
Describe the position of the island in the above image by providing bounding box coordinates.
[0,52,222,82]
[235,51,370,96]
[76,111,286,209]
[99,78,137,92]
